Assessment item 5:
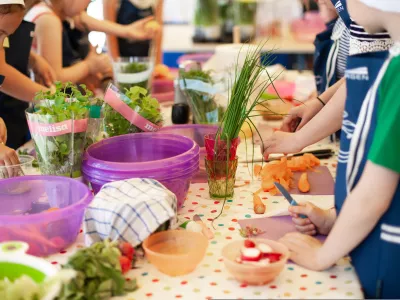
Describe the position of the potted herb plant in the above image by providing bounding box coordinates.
[193,0,221,41]
[205,44,278,199]
[113,57,154,91]
[26,82,91,178]
[179,67,225,124]
[103,84,163,138]
[233,0,258,40]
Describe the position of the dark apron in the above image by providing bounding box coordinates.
[0,21,35,149]
[313,18,337,95]
[117,0,153,57]
[62,21,87,67]
[335,51,393,298]
[331,0,351,28]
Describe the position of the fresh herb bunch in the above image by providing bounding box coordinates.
[58,240,137,299]
[180,69,224,124]
[194,0,220,26]
[118,62,149,90]
[218,44,279,143]
[233,0,257,25]
[28,82,91,178]
[104,86,163,137]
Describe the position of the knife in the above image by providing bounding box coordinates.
[274,182,307,219]
[193,214,214,239]
[243,148,334,163]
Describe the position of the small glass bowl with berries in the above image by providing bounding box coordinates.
[222,239,289,285]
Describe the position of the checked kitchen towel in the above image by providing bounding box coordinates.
[84,178,177,247]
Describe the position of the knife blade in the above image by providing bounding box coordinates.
[274,182,307,219]
[242,148,334,163]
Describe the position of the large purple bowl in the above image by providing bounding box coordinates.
[0,176,92,257]
[82,133,199,208]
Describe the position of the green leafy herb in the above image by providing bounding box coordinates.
[194,0,220,26]
[27,82,92,178]
[58,240,137,300]
[118,62,149,91]
[180,69,224,124]
[233,1,257,25]
[104,86,163,137]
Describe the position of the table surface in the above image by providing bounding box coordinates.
[35,116,363,299]
[163,25,315,54]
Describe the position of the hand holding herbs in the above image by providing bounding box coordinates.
[104,86,162,137]
[27,82,91,178]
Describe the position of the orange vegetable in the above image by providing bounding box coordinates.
[298,173,310,193]
[262,179,274,191]
[46,207,59,212]
[254,164,262,177]
[253,194,266,214]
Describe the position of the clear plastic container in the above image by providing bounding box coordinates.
[113,57,154,91]
[0,176,93,256]
[0,155,36,179]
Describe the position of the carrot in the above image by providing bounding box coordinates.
[262,179,274,191]
[254,164,262,177]
[298,172,310,193]
[253,194,266,214]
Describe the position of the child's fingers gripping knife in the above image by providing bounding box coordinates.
[289,203,316,235]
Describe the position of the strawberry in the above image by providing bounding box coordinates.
[119,256,131,274]
[263,252,282,263]
[244,240,256,248]
[119,242,135,261]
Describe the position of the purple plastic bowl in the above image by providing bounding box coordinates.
[0,176,93,257]
[159,125,218,180]
[82,133,199,208]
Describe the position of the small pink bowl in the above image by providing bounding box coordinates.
[222,239,290,285]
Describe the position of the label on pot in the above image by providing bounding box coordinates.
[27,119,88,136]
[104,85,160,132]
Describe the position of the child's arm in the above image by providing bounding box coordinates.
[75,12,157,42]
[34,13,112,83]
[261,80,346,157]
[281,161,398,271]
[103,0,120,60]
[153,0,164,65]
[281,77,345,132]
[0,48,47,102]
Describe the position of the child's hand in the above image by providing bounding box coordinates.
[281,98,325,132]
[125,16,159,41]
[279,232,328,271]
[0,143,20,178]
[289,202,336,235]
[86,51,113,78]
[0,117,7,144]
[260,131,303,159]
[30,53,56,87]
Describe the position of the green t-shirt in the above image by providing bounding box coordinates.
[368,55,400,173]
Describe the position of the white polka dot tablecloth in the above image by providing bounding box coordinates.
[44,136,364,299]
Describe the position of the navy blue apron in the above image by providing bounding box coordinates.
[117,0,153,57]
[62,20,90,66]
[335,50,395,298]
[62,21,86,68]
[0,21,35,149]
[313,18,337,95]
[331,0,351,28]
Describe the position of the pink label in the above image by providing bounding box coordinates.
[27,119,88,136]
[104,87,160,132]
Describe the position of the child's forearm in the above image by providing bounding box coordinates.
[56,61,90,84]
[296,80,346,148]
[316,162,398,270]
[319,77,345,104]
[0,63,47,102]
[77,12,126,38]
[103,0,120,59]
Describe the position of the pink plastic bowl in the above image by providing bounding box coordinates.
[0,176,93,257]
[152,79,174,103]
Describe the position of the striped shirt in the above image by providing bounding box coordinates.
[333,17,350,79]
[349,21,393,55]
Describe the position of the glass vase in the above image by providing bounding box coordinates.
[205,157,238,199]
